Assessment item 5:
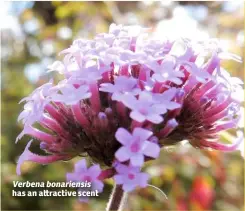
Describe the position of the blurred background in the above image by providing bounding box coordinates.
[1,1,244,211]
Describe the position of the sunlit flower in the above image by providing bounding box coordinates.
[16,24,244,198]
[99,76,141,101]
[122,91,173,124]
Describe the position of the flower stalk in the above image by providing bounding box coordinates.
[106,185,127,211]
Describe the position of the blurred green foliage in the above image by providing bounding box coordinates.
[1,1,244,211]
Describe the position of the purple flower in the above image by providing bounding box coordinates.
[99,76,141,101]
[150,56,185,85]
[66,159,104,202]
[217,67,244,103]
[119,50,148,64]
[122,91,171,124]
[115,127,160,166]
[17,81,53,126]
[95,33,115,46]
[153,88,181,110]
[17,100,46,126]
[114,163,149,192]
[68,64,109,84]
[47,61,65,74]
[16,23,243,200]
[181,61,211,83]
[51,83,91,105]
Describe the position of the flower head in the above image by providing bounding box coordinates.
[16,24,243,197]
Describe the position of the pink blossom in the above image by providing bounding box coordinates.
[114,163,149,192]
[66,159,104,202]
[16,24,243,198]
[122,91,174,124]
[99,76,141,101]
[115,127,160,166]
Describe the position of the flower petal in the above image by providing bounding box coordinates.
[133,128,153,140]
[130,111,146,122]
[115,146,131,162]
[115,128,132,145]
[142,141,160,158]
[88,164,101,179]
[146,114,163,124]
[137,173,149,187]
[130,154,144,166]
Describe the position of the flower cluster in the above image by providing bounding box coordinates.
[17,24,243,195]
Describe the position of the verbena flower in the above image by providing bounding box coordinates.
[113,163,149,192]
[16,24,244,196]
[66,159,104,202]
[99,76,141,101]
[115,127,160,166]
